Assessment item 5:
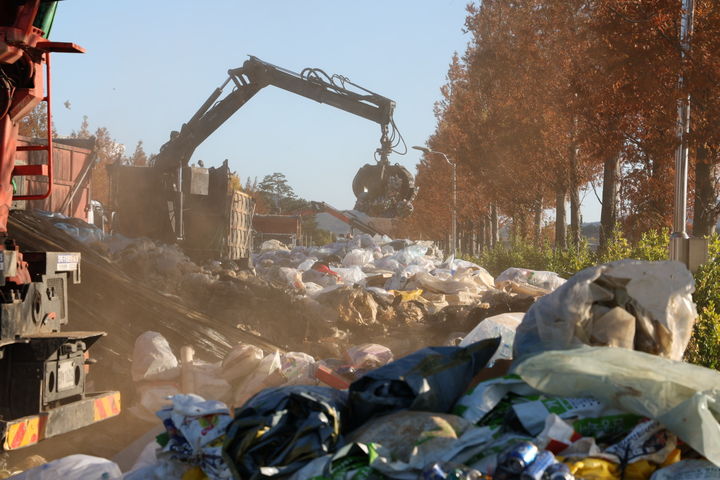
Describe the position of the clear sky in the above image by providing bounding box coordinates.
[48,0,602,222]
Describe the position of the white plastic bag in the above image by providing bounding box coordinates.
[278,267,304,290]
[409,271,488,296]
[297,257,318,271]
[334,266,367,285]
[392,244,429,265]
[233,351,284,405]
[342,249,374,267]
[514,346,720,466]
[136,383,180,418]
[191,361,232,401]
[496,267,566,291]
[304,282,324,297]
[260,239,289,252]
[132,331,180,382]
[374,256,401,272]
[221,344,265,383]
[12,454,122,480]
[514,260,697,361]
[459,312,524,364]
[651,460,720,480]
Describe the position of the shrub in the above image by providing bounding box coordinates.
[597,224,631,264]
[631,228,670,261]
[686,234,720,368]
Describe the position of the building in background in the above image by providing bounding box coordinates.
[253,214,302,247]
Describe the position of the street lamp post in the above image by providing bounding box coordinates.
[413,146,457,256]
[669,0,695,265]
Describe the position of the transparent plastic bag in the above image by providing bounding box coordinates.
[515,346,720,466]
[496,268,566,291]
[392,244,430,265]
[334,266,367,285]
[280,351,317,385]
[132,331,180,382]
[12,455,122,480]
[342,249,374,267]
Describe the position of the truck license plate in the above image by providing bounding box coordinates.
[57,360,75,391]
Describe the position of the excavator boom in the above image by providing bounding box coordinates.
[149,56,415,220]
[154,57,396,173]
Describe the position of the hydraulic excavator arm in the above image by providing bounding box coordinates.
[297,201,388,237]
[151,56,416,219]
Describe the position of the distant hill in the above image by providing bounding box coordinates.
[582,222,600,245]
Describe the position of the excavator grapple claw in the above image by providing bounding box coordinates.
[352,162,416,218]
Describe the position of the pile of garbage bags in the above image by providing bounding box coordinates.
[15,260,713,480]
[37,210,551,359]
[249,235,554,352]
[19,214,719,480]
[130,331,322,419]
[253,234,521,315]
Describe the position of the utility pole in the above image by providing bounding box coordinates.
[412,146,457,256]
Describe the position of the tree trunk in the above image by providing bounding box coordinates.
[555,188,567,249]
[533,194,543,246]
[599,153,621,251]
[569,139,581,249]
[478,217,486,252]
[518,211,528,242]
[510,214,518,244]
[484,214,492,250]
[491,204,499,247]
[693,146,718,236]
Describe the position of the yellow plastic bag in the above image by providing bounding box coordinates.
[568,458,620,480]
[389,289,423,302]
[182,466,208,480]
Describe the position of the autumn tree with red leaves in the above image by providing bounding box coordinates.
[403,0,720,252]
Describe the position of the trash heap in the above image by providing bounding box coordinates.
[30,211,550,360]
[250,236,546,352]
[253,236,504,313]
[17,258,720,480]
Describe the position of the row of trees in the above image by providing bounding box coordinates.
[398,0,720,253]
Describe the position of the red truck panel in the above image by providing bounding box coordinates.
[14,136,93,220]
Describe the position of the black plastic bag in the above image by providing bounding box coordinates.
[222,385,348,480]
[347,337,500,431]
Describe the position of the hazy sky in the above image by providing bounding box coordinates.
[49,0,602,222]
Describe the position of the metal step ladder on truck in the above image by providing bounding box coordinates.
[110,56,417,263]
[0,0,119,450]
